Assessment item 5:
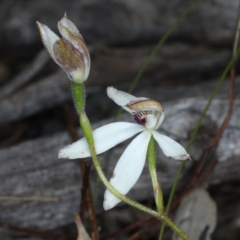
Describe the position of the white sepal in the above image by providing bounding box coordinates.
[152,131,190,161]
[58,122,145,159]
[57,14,90,82]
[58,13,81,37]
[107,86,148,111]
[103,130,151,210]
[36,22,60,62]
[107,87,137,106]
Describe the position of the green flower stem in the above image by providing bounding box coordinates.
[79,110,156,214]
[79,111,189,240]
[71,83,190,239]
[159,45,240,240]
[147,137,164,213]
[158,162,184,240]
[72,82,85,113]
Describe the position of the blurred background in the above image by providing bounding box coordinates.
[0,0,240,239]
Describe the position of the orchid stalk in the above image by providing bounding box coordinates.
[147,137,164,213]
[60,87,190,209]
[37,13,191,240]
[72,87,190,240]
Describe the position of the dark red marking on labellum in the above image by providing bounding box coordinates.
[134,112,147,125]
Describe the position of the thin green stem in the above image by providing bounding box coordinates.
[79,110,189,240]
[72,82,85,114]
[79,111,158,214]
[147,137,164,213]
[159,45,240,240]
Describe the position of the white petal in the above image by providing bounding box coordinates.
[58,13,85,54]
[57,14,90,82]
[58,13,81,37]
[107,87,148,114]
[107,87,137,106]
[145,114,157,129]
[155,112,165,130]
[36,22,60,62]
[103,130,151,210]
[58,122,145,159]
[152,131,190,161]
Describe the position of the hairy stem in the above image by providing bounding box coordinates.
[72,82,85,114]
[79,110,189,240]
[147,137,164,213]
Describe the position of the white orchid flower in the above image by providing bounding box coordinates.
[37,13,90,84]
[59,87,190,210]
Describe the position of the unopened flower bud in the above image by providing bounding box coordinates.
[37,13,90,84]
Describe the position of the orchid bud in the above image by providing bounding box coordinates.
[36,13,90,84]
